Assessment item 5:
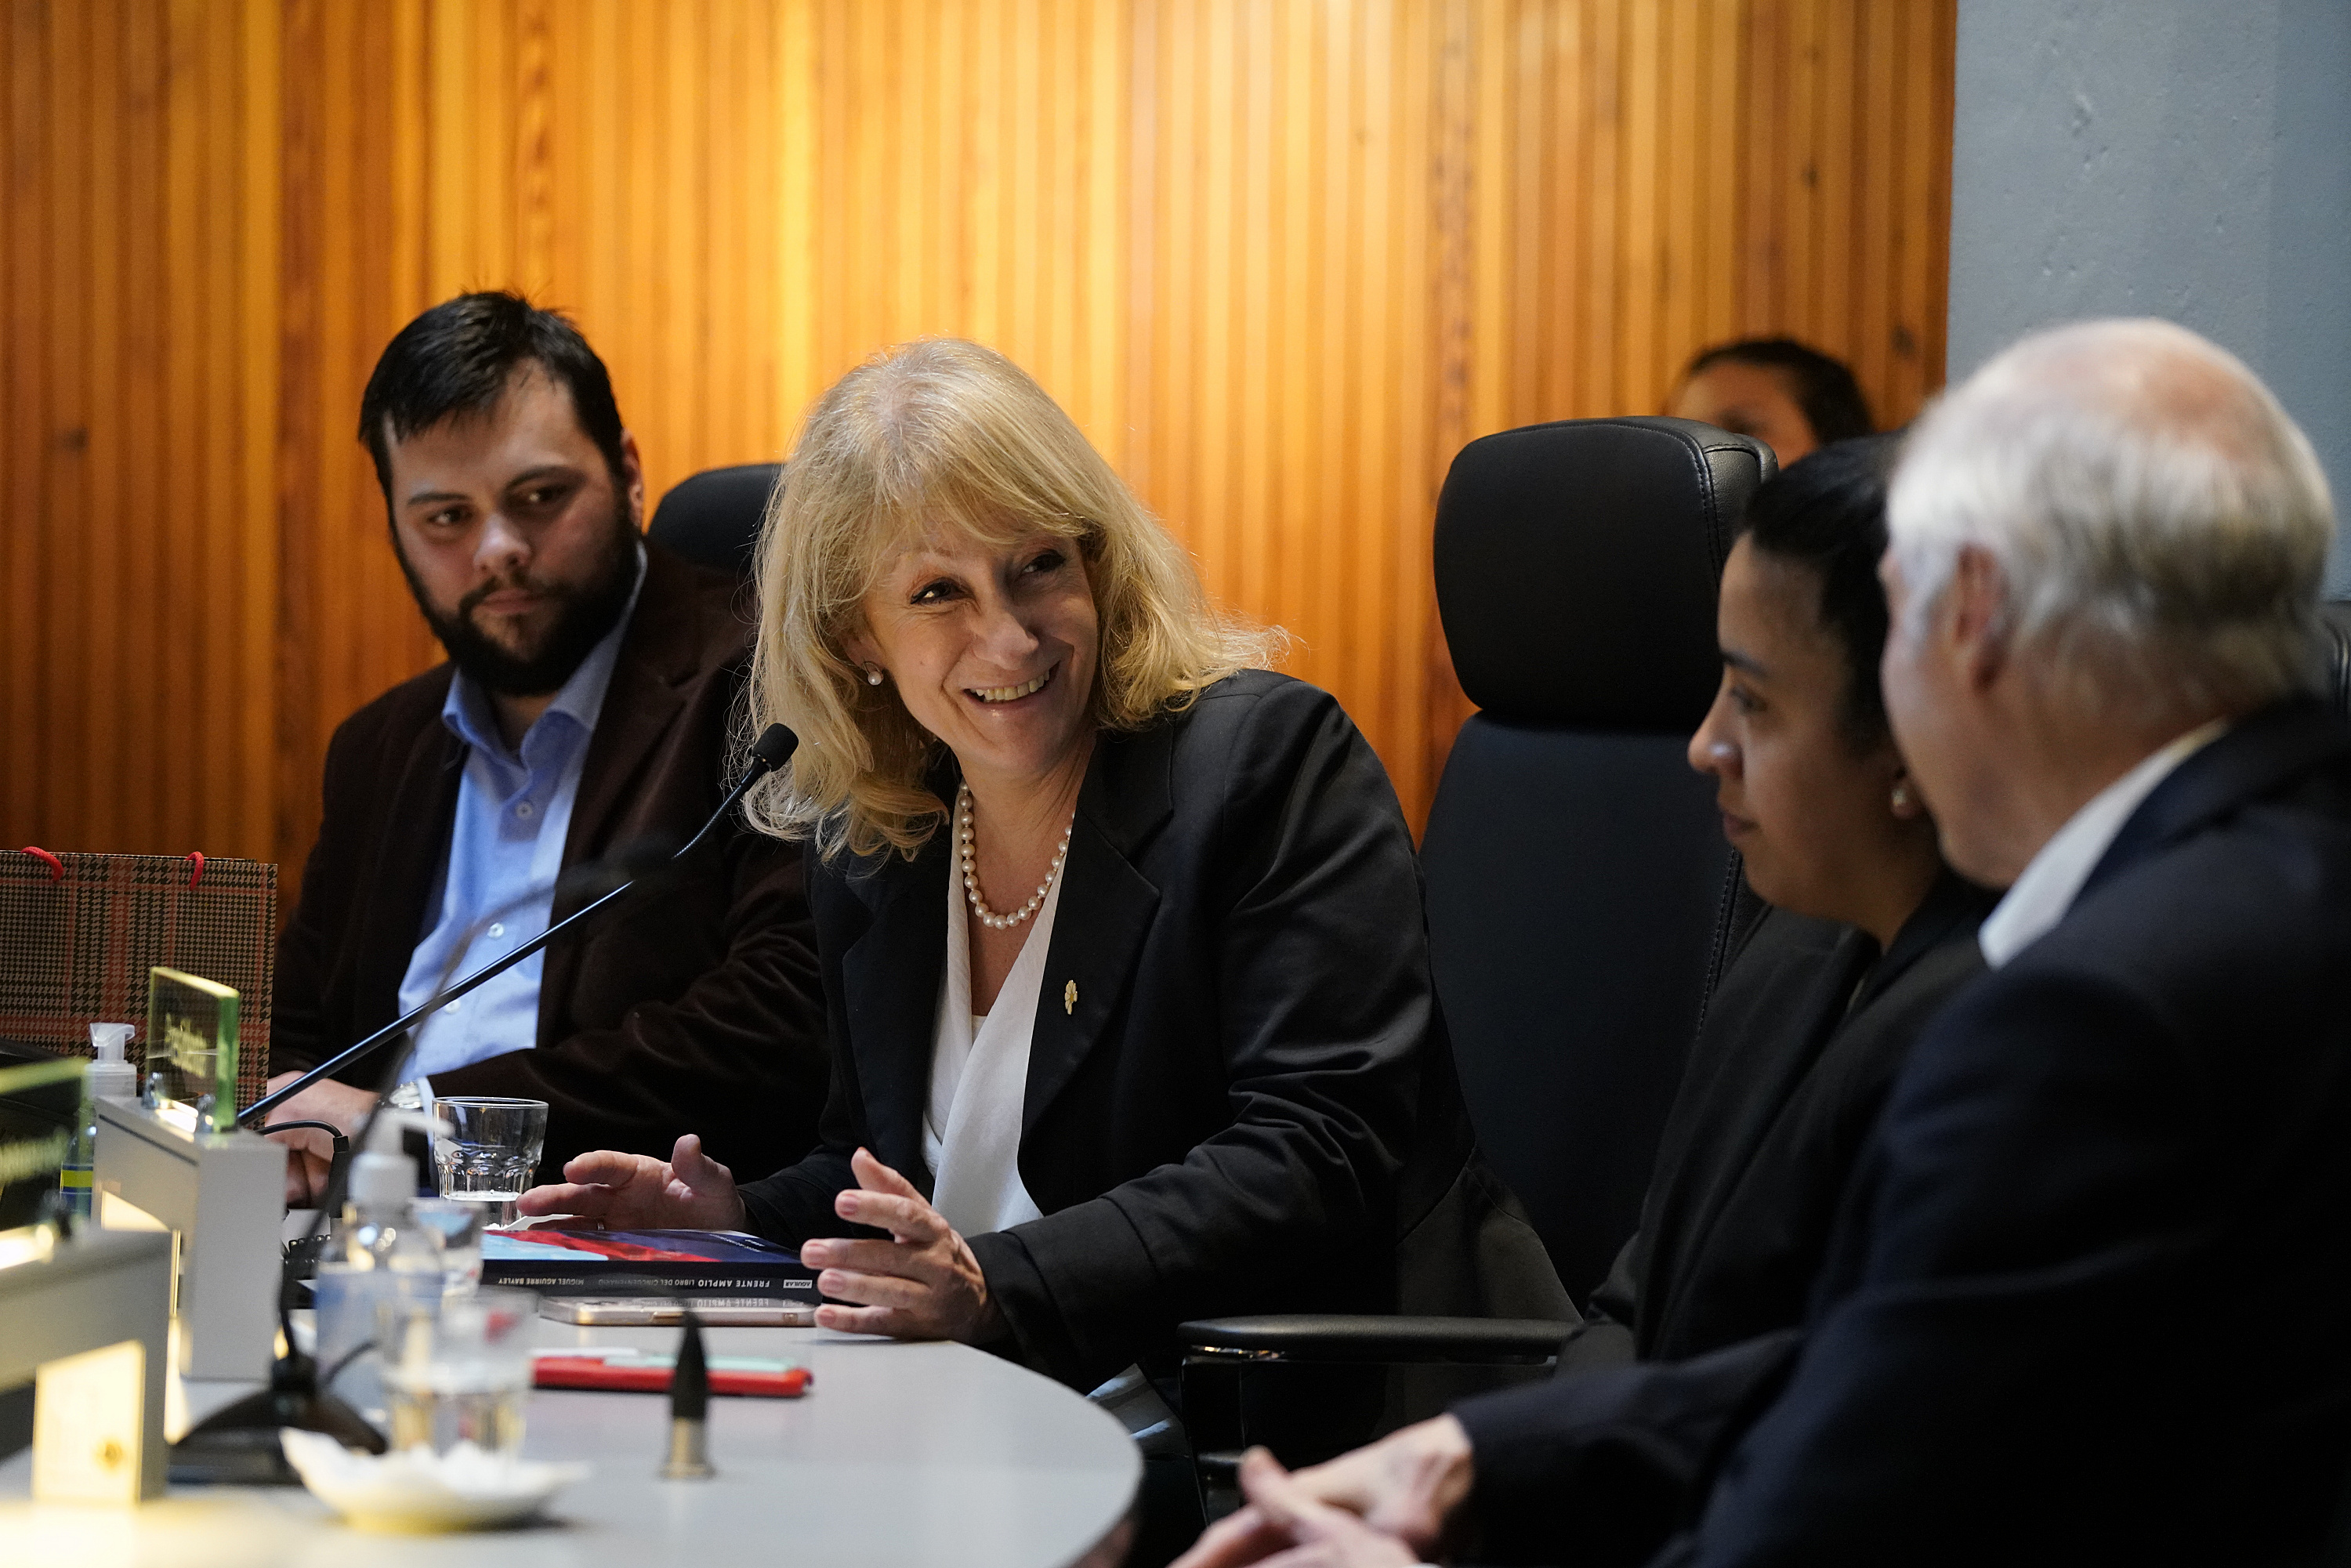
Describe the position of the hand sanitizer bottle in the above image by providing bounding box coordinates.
[60,1024,137,1220]
[313,1111,446,1420]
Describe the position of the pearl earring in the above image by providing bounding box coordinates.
[860,663,884,686]
[1891,781,1914,813]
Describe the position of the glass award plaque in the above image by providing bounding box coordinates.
[145,967,240,1133]
[0,1055,86,1231]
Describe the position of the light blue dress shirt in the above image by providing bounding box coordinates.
[399,552,644,1081]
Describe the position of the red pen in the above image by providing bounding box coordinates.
[534,1356,813,1398]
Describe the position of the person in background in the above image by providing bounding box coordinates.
[263,292,828,1205]
[1668,337,1874,468]
[522,335,1564,1378]
[1560,436,1994,1377]
[1179,317,2351,1568]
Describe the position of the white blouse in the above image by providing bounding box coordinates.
[921,850,1060,1238]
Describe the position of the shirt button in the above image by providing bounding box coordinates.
[487,922,505,938]
[515,801,535,819]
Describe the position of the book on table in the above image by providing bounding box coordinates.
[482,1228,820,1300]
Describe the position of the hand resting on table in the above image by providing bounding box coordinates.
[517,1133,748,1229]
[520,1143,1007,1345]
[1173,1418,1476,1568]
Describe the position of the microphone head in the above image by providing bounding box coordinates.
[747,723,799,776]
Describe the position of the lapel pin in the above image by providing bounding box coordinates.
[1064,980,1078,1015]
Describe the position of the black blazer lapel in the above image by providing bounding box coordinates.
[1024,812,1162,1138]
[838,840,951,1193]
[1023,721,1179,1136]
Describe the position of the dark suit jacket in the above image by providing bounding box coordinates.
[1456,701,2351,1566]
[737,671,1570,1390]
[1562,871,1994,1372]
[273,543,829,1180]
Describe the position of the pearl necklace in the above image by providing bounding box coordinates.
[956,782,1071,930]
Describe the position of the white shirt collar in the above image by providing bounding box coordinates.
[1978,718,2230,968]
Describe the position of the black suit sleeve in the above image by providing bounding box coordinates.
[965,683,1430,1387]
[1455,1329,1802,1566]
[1451,967,2207,1566]
[1559,1233,1642,1374]
[1657,969,2208,1565]
[737,875,868,1244]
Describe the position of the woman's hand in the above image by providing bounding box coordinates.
[802,1148,1005,1344]
[516,1133,746,1229]
[1174,1419,1476,1568]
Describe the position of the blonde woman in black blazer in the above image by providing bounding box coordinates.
[523,339,1565,1392]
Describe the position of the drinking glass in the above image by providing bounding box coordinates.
[431,1097,549,1228]
[379,1287,538,1461]
[411,1195,486,1298]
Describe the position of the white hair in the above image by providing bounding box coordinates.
[1887,318,2334,721]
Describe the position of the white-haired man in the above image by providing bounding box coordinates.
[1178,319,2351,1567]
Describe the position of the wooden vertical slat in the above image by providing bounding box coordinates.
[2,0,1958,861]
[1,2,41,836]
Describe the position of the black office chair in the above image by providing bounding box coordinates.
[647,462,781,579]
[2324,601,2351,719]
[1178,417,1773,1505]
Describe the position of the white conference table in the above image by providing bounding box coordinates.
[0,1317,1140,1568]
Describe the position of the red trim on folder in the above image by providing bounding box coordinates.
[18,846,63,883]
[499,1230,716,1264]
[532,1358,811,1398]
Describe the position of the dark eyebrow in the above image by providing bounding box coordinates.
[1722,646,1768,677]
[502,465,584,492]
[403,464,583,509]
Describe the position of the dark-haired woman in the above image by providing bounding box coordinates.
[1559,433,1994,1371]
[1173,435,1994,1568]
[1668,337,1875,467]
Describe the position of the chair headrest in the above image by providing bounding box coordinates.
[2322,601,2351,720]
[648,462,784,578]
[1435,417,1773,730]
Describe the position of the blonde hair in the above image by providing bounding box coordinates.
[744,338,1279,860]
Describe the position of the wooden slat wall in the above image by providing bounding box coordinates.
[1,0,1954,887]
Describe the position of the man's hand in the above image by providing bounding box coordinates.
[1173,1448,1430,1568]
[516,1134,747,1229]
[799,1148,1005,1344]
[258,1070,381,1208]
[1174,1418,1476,1568]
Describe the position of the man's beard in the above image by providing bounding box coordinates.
[398,506,640,697]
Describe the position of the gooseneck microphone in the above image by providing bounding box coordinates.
[170,724,799,1483]
[238,722,799,1128]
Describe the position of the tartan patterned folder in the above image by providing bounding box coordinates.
[0,849,276,1113]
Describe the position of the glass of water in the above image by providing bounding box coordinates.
[380,1287,538,1460]
[411,1195,486,1298]
[431,1097,549,1228]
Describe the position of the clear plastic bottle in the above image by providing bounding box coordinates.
[312,1112,446,1418]
[60,1023,137,1220]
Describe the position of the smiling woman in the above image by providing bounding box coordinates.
[520,340,1568,1425]
[753,338,1278,865]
